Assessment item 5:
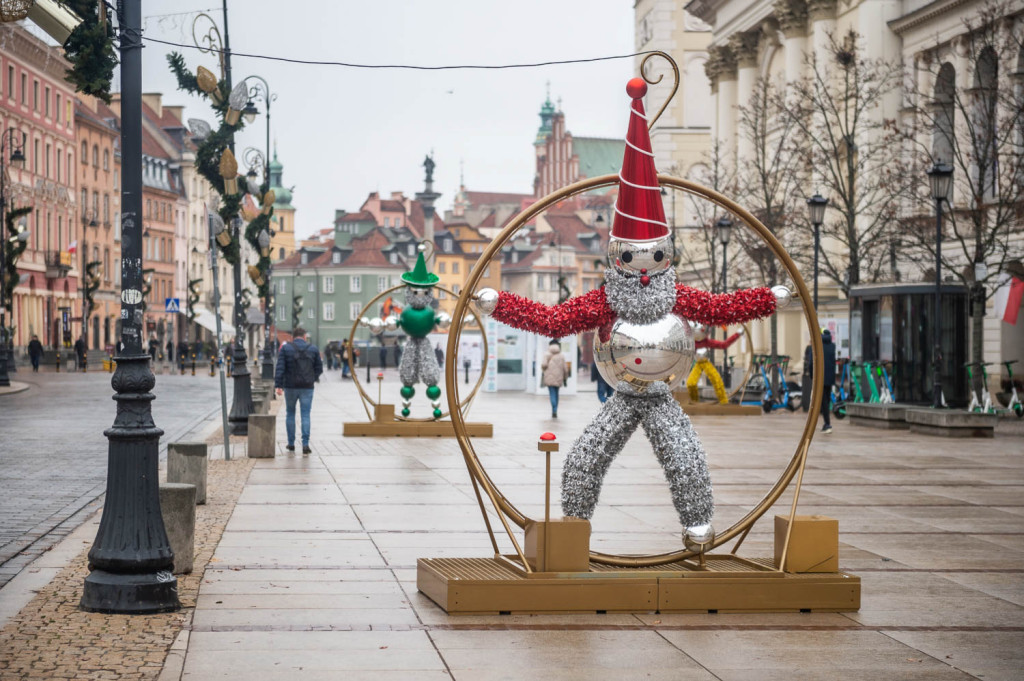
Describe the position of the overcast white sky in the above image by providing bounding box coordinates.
[130,1,636,240]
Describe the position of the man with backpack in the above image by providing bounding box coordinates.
[274,327,323,454]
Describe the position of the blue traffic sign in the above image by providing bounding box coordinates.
[165,298,181,313]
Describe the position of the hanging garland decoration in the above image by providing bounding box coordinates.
[61,0,118,103]
[2,205,31,335]
[167,52,273,296]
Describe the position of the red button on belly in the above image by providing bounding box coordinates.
[635,358,642,365]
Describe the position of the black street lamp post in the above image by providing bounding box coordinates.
[241,74,276,380]
[0,126,26,387]
[927,160,953,409]
[80,0,180,614]
[806,193,828,311]
[715,215,732,384]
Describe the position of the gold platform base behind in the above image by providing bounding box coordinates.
[417,555,860,614]
[343,404,493,438]
[673,396,763,416]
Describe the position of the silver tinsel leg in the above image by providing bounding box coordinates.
[561,391,641,519]
[639,393,714,527]
[414,338,440,386]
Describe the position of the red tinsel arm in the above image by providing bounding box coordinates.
[696,332,741,350]
[492,288,614,338]
[674,285,776,325]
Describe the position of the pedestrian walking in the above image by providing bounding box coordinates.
[434,343,444,369]
[541,340,568,418]
[73,336,86,370]
[340,341,351,378]
[594,362,613,403]
[27,335,43,372]
[148,335,158,362]
[166,340,174,363]
[811,329,837,434]
[274,326,323,454]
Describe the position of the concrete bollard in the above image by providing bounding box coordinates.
[254,395,270,415]
[158,482,196,574]
[248,413,277,458]
[167,441,208,504]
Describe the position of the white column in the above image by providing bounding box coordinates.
[717,75,738,162]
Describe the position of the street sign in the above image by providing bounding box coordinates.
[164,298,181,313]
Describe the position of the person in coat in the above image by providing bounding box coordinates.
[541,340,568,418]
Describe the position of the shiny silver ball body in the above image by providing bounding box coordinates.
[594,313,695,392]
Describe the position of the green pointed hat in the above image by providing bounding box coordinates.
[401,251,440,287]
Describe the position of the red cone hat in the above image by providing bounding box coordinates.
[611,78,669,242]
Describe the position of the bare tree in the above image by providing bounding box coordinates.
[734,76,809,385]
[781,30,905,295]
[898,2,1024,365]
[675,141,734,293]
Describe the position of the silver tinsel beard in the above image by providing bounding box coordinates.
[561,386,714,529]
[604,267,676,325]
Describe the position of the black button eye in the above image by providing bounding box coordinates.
[621,251,633,263]
[653,250,664,262]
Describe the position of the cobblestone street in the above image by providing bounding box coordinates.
[0,368,227,587]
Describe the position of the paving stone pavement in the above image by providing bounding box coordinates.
[179,367,1024,680]
[0,368,228,588]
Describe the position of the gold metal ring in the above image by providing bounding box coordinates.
[446,173,822,568]
[347,285,489,422]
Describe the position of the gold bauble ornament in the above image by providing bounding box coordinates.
[196,66,223,104]
[247,265,265,286]
[261,190,276,215]
[219,148,238,195]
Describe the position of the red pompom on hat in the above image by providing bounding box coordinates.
[611,78,668,242]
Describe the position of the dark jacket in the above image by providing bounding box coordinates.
[275,338,323,389]
[28,339,43,358]
[807,332,837,386]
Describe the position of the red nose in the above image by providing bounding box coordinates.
[640,275,651,287]
[641,269,647,274]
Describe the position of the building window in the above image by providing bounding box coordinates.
[389,252,398,264]
[80,189,87,216]
[93,145,99,167]
[6,66,12,99]
[443,238,453,252]
[323,302,335,321]
[332,251,341,264]
[103,195,109,223]
[20,73,25,105]
[307,308,314,319]
[537,275,545,291]
[81,141,87,163]
[438,262,446,274]
[300,252,307,264]
[377,276,387,292]
[32,80,38,110]
[103,149,109,170]
[279,279,286,294]
[307,280,315,292]
[44,86,50,117]
[55,93,60,122]
[350,275,361,293]
[323,276,334,293]
[453,262,460,274]
[407,244,414,256]
[278,306,286,321]
[349,302,361,320]
[483,266,490,278]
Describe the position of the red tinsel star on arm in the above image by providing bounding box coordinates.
[674,285,776,326]
[696,331,742,351]
[492,287,614,338]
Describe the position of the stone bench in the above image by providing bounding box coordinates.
[248,413,277,458]
[904,408,997,438]
[846,403,910,430]
[167,442,207,504]
[158,482,196,574]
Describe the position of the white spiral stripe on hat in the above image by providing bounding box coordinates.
[613,204,669,227]
[624,137,655,157]
[630,105,649,120]
[619,173,661,192]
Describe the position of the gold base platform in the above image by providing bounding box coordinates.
[672,396,763,416]
[343,404,493,438]
[417,555,860,614]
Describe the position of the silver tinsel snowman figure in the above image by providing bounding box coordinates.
[475,77,789,553]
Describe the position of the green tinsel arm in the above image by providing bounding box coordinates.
[167,53,201,96]
[3,206,32,304]
[62,1,117,103]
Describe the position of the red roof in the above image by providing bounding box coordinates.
[337,210,376,223]
[466,190,532,205]
[141,126,170,160]
[546,214,603,252]
[380,200,405,213]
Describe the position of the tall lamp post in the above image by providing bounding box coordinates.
[0,127,26,387]
[927,160,953,409]
[715,215,732,383]
[806,193,828,311]
[241,75,276,379]
[81,0,180,613]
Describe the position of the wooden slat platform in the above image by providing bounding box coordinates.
[418,555,860,614]
[342,421,493,437]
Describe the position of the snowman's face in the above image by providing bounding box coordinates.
[608,235,674,278]
[405,286,434,309]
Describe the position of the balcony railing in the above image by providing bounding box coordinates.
[45,251,72,278]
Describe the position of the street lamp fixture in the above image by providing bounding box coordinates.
[242,100,259,124]
[927,160,954,409]
[715,214,732,294]
[9,146,24,167]
[806,193,828,310]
